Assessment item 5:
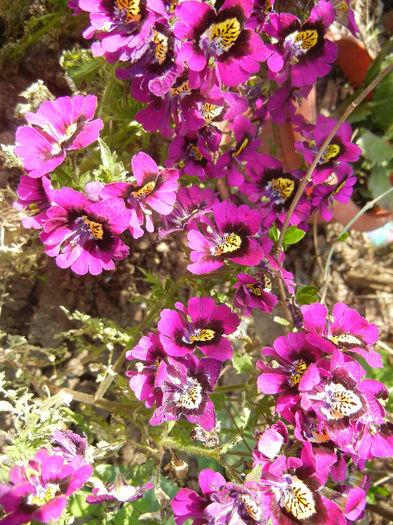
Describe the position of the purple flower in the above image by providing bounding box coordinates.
[13,176,55,229]
[261,0,337,87]
[40,188,131,275]
[158,185,217,239]
[252,421,289,463]
[354,379,393,460]
[332,0,359,36]
[158,296,240,361]
[187,201,264,274]
[0,448,92,525]
[234,272,278,316]
[172,468,265,525]
[15,95,103,178]
[150,354,221,430]
[100,152,179,238]
[219,115,262,187]
[174,0,266,87]
[239,154,310,229]
[295,114,362,183]
[79,0,166,61]
[87,473,153,504]
[257,445,346,524]
[301,366,368,450]
[166,132,220,182]
[51,430,89,461]
[126,332,168,408]
[114,21,179,95]
[302,302,382,367]
[257,332,325,422]
[309,163,356,222]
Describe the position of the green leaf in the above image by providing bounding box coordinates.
[371,63,393,131]
[245,463,263,483]
[357,130,393,163]
[337,232,350,242]
[368,164,393,211]
[296,285,318,305]
[232,351,254,375]
[282,226,306,247]
[268,223,280,243]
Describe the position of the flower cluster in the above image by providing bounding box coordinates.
[8,0,393,522]
[13,99,180,274]
[126,296,240,430]
[0,433,92,525]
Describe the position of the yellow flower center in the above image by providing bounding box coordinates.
[82,216,104,240]
[204,18,241,55]
[214,233,242,256]
[233,138,249,157]
[201,103,222,124]
[321,144,340,162]
[115,0,141,23]
[153,31,168,64]
[189,328,215,343]
[171,80,191,96]
[271,177,295,200]
[288,359,308,387]
[132,181,156,198]
[294,29,319,50]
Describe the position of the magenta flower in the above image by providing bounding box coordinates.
[257,332,325,422]
[79,0,166,61]
[158,185,217,239]
[87,473,153,504]
[166,132,220,182]
[252,421,288,463]
[332,0,359,36]
[0,448,92,525]
[13,176,55,229]
[309,163,356,222]
[261,0,337,87]
[354,380,393,460]
[126,332,168,408]
[256,444,346,525]
[40,188,131,275]
[158,296,240,361]
[219,115,262,187]
[172,468,265,525]
[100,152,179,238]
[51,430,89,461]
[295,114,362,183]
[239,154,310,229]
[301,302,382,367]
[15,95,103,178]
[150,354,222,430]
[187,201,264,275]
[174,0,266,86]
[301,366,368,449]
[234,272,277,316]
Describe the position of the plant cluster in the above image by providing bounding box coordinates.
[2,0,393,524]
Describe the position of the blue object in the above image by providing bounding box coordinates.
[365,221,393,247]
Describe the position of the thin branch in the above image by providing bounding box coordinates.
[277,60,393,253]
[320,185,393,303]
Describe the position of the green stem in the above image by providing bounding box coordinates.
[216,455,243,484]
[9,14,61,60]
